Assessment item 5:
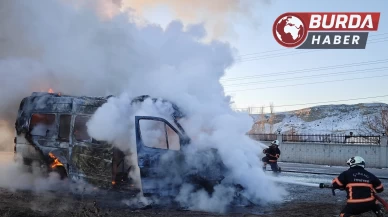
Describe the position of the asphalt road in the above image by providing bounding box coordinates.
[2,151,385,175]
[278,161,388,179]
[0,152,387,216]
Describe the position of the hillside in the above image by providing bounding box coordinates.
[249,103,388,135]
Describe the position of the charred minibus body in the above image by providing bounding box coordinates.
[14,92,225,196]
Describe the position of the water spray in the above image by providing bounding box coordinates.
[267,175,323,188]
[275,179,319,187]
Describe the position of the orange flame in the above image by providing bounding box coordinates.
[48,152,63,168]
[47,88,61,96]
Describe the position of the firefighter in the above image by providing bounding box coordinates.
[262,140,281,173]
[332,156,384,217]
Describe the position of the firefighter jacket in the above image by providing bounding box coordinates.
[263,145,281,162]
[332,166,384,203]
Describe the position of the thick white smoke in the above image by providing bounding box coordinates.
[117,0,268,39]
[87,93,288,211]
[0,154,68,193]
[0,0,286,212]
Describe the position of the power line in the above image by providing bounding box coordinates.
[234,33,388,58]
[234,94,388,110]
[368,32,388,38]
[223,67,388,87]
[226,74,388,93]
[223,59,388,81]
[223,56,388,83]
[222,59,388,83]
[233,37,388,63]
[234,33,388,61]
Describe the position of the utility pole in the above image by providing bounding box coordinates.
[269,102,274,133]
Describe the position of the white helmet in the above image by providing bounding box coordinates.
[346,156,365,168]
[271,140,280,146]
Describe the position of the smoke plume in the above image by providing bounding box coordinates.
[0,0,286,212]
[115,0,267,39]
[0,154,66,192]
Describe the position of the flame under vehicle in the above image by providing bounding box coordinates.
[14,92,238,201]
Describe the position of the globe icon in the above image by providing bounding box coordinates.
[274,15,306,47]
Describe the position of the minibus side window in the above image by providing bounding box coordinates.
[74,115,91,142]
[29,114,56,137]
[59,115,71,141]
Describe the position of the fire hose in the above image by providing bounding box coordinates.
[319,183,388,211]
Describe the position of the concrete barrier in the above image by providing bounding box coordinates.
[256,134,388,168]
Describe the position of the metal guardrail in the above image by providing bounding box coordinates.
[282,134,380,144]
[247,133,277,141]
[248,133,381,145]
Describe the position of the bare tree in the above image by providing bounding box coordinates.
[269,102,275,113]
[362,105,388,135]
[260,105,265,133]
[269,102,275,133]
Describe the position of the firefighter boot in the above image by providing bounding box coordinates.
[270,163,280,173]
[374,208,384,217]
[373,204,384,217]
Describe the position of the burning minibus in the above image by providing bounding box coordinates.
[13,92,229,198]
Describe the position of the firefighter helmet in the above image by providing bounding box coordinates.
[346,156,365,168]
[271,140,280,146]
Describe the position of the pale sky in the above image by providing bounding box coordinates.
[137,0,388,113]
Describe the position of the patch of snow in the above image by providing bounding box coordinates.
[250,103,388,135]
